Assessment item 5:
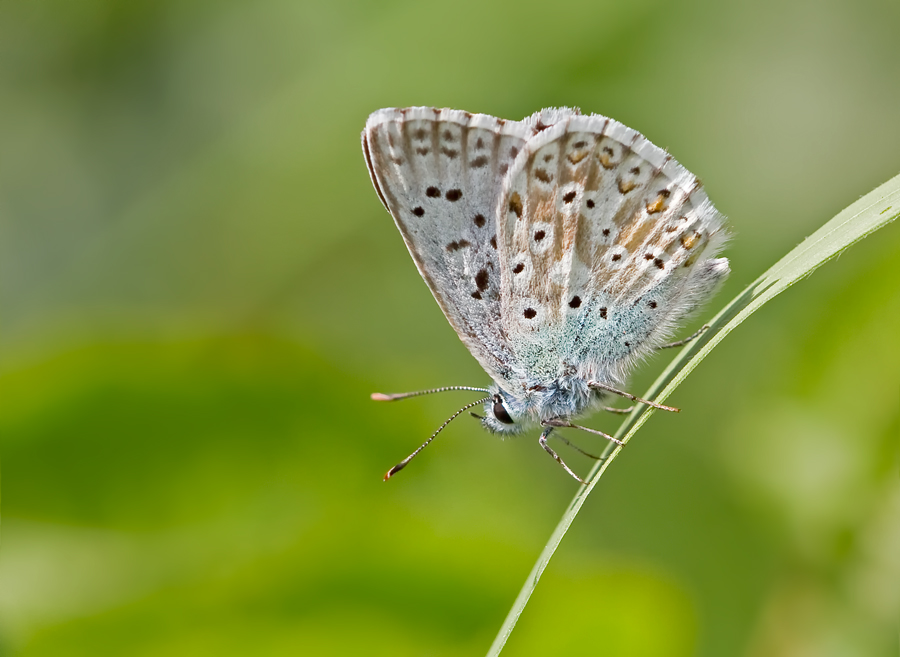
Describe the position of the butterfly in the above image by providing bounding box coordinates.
[362,107,729,483]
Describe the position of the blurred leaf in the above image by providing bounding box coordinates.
[488,173,900,655]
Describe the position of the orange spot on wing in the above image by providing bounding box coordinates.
[509,192,523,218]
[618,179,636,194]
[646,196,667,214]
[680,233,700,250]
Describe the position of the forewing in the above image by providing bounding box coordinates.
[497,111,729,384]
[362,107,531,382]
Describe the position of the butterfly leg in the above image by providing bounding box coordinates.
[657,324,710,350]
[542,418,623,447]
[588,381,679,413]
[539,427,587,485]
[547,430,603,460]
[601,405,634,415]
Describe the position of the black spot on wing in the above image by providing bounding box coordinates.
[475,268,489,291]
[446,239,472,252]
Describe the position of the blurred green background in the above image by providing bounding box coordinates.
[1,0,898,655]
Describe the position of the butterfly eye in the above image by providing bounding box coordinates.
[493,400,515,425]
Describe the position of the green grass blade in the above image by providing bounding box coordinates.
[486,173,900,656]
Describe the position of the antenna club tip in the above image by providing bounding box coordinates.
[384,463,406,481]
[371,392,393,401]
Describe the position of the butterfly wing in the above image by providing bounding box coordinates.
[362,107,533,382]
[497,111,729,386]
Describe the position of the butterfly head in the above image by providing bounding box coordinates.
[478,387,530,435]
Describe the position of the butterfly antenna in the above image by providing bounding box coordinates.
[383,396,490,481]
[371,386,489,402]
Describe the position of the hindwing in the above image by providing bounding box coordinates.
[496,111,729,384]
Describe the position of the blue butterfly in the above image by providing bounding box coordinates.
[363,107,728,483]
